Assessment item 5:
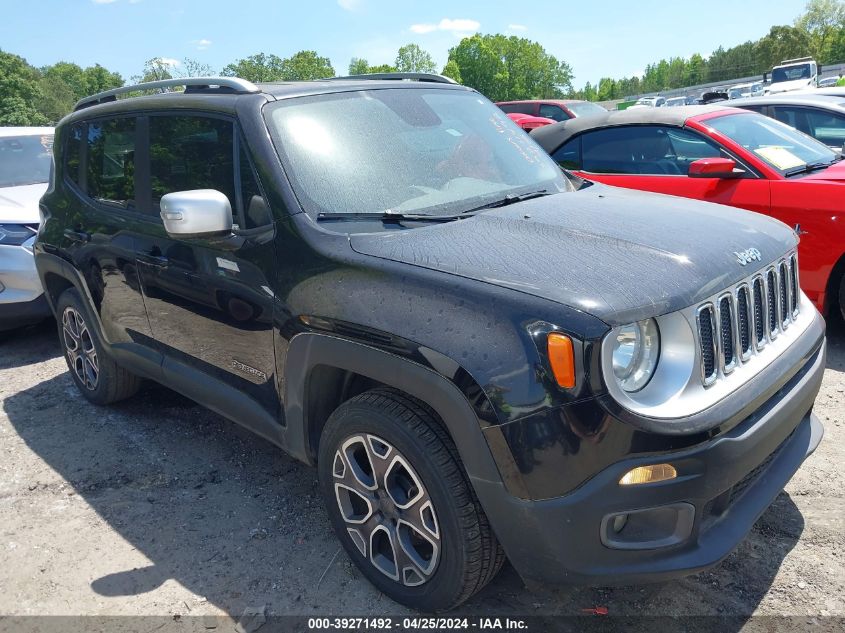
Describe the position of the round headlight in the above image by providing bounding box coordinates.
[611,319,660,392]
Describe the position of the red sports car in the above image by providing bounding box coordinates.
[497,99,607,122]
[506,112,556,131]
[531,105,845,318]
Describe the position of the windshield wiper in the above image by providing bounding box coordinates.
[461,189,554,214]
[784,158,839,177]
[317,211,471,223]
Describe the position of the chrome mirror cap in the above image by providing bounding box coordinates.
[160,189,233,237]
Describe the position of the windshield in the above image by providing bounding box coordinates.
[728,87,746,99]
[566,101,607,117]
[706,112,836,173]
[266,88,567,219]
[0,134,53,188]
[772,64,811,83]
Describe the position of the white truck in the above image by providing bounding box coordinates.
[766,57,818,95]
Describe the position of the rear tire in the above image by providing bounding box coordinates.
[318,388,505,612]
[55,288,142,405]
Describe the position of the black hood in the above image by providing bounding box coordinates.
[350,183,798,325]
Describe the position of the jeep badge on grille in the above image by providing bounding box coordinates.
[734,248,762,266]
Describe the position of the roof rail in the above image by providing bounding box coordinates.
[73,77,260,111]
[328,72,457,85]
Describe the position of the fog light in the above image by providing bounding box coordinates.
[619,464,677,485]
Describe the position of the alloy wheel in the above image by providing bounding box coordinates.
[333,434,440,587]
[62,307,99,391]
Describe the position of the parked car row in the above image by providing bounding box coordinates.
[0,72,832,613]
[531,104,845,321]
[0,127,54,334]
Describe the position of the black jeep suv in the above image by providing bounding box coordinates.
[35,74,825,611]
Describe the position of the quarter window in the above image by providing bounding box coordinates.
[65,123,84,187]
[86,118,136,209]
[552,136,582,170]
[238,143,271,229]
[578,125,722,175]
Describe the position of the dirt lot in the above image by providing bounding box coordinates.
[0,317,843,629]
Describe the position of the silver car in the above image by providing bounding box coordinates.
[0,127,54,332]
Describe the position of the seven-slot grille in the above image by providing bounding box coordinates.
[696,252,800,386]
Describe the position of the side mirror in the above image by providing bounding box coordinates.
[688,157,744,179]
[160,189,233,237]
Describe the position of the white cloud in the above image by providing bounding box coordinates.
[507,23,527,31]
[409,18,479,35]
[337,0,360,10]
[157,57,180,67]
[191,38,212,51]
[410,23,438,34]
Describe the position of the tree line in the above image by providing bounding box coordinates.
[2,0,843,125]
[574,0,845,100]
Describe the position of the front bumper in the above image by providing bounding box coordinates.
[475,332,825,586]
[0,243,50,330]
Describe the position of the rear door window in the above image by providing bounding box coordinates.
[86,118,137,210]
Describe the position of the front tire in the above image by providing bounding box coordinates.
[318,388,505,612]
[839,272,845,322]
[56,288,142,405]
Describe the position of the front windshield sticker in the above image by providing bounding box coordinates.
[753,146,805,171]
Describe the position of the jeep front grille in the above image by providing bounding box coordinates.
[695,252,799,386]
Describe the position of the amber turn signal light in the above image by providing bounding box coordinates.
[547,333,576,389]
[619,464,677,486]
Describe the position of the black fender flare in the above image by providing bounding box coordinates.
[282,332,515,496]
[35,251,106,337]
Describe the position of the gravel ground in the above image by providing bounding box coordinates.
[0,317,842,630]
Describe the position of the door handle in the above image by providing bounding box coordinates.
[64,228,90,243]
[139,251,169,268]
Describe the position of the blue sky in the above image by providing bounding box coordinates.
[2,0,805,86]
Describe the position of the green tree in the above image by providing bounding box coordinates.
[221,53,286,82]
[796,0,845,60]
[684,53,706,86]
[346,58,396,75]
[135,57,175,83]
[366,63,398,73]
[441,59,462,83]
[754,25,812,70]
[178,58,214,78]
[83,64,123,95]
[0,50,47,125]
[596,77,618,100]
[395,44,437,73]
[41,62,87,98]
[348,57,370,74]
[278,50,335,80]
[446,34,572,102]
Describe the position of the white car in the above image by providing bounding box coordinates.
[628,96,666,109]
[0,127,54,333]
